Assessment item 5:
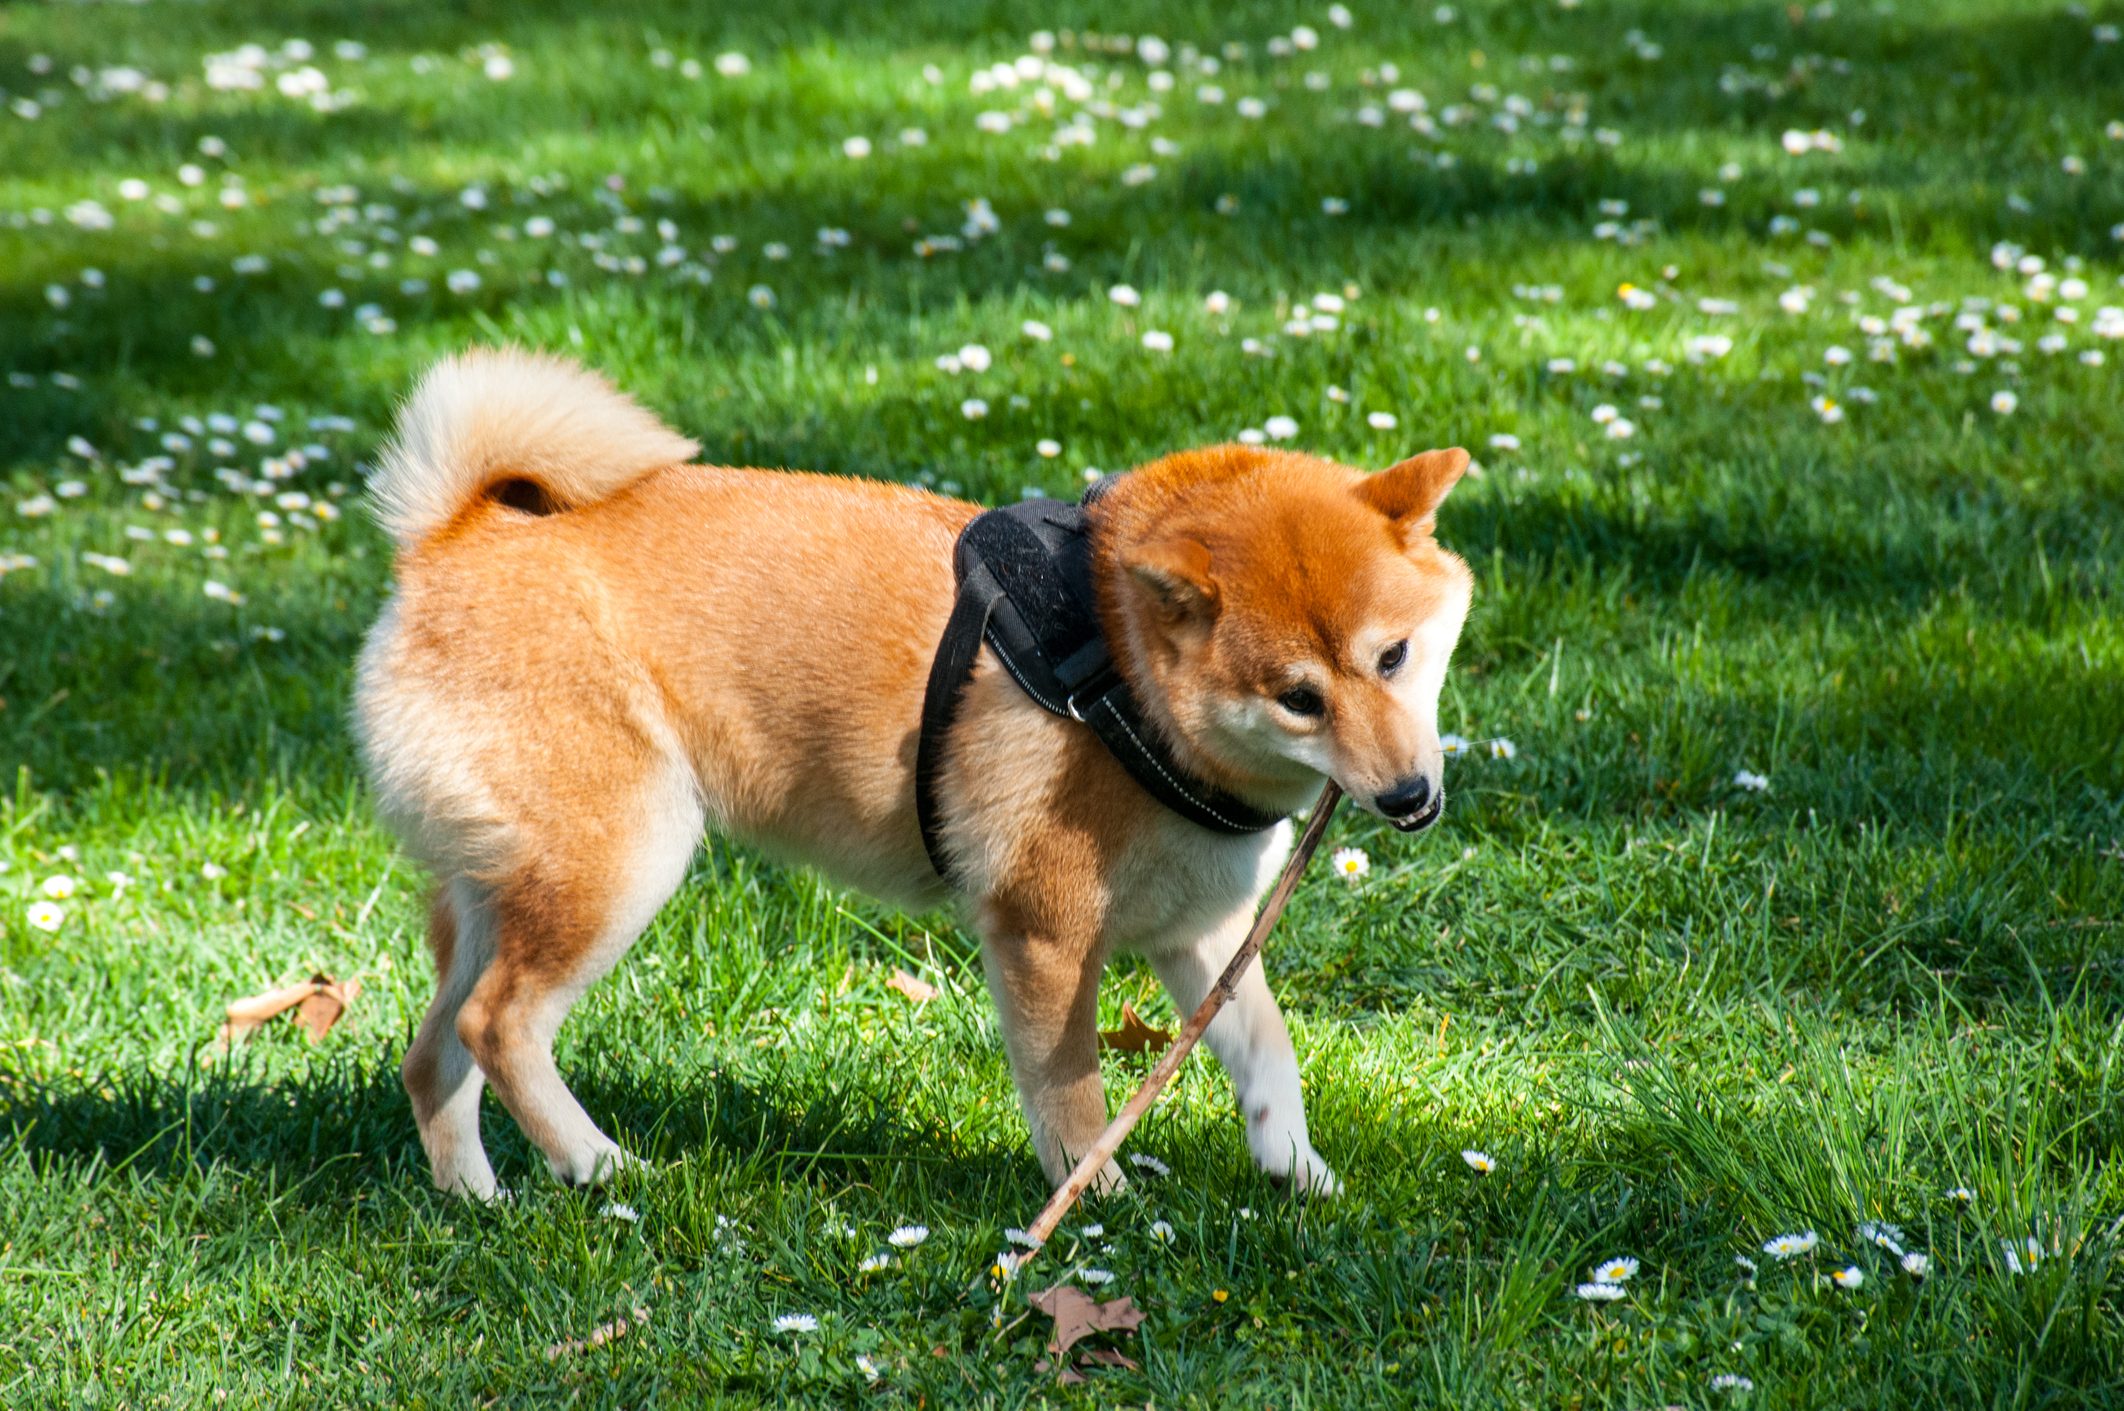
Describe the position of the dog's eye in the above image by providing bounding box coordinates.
[1276,686,1325,718]
[1379,639,1408,676]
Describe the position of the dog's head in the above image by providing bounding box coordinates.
[1094,445,1473,832]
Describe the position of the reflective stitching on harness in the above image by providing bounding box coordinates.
[1090,696,1255,831]
[987,640,1067,716]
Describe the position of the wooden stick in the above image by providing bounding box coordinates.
[1020,781,1345,1254]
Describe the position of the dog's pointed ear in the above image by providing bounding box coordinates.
[1355,448,1469,540]
[1124,537,1218,623]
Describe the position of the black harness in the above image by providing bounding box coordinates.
[914,483,1286,882]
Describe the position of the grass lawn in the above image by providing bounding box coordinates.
[3,0,2122,1403]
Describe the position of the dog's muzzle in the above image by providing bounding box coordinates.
[1388,791,1444,833]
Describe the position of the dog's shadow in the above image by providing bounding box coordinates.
[0,1046,1037,1214]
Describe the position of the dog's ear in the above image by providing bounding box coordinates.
[1125,537,1218,623]
[1354,448,1469,540]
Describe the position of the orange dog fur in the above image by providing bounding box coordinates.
[355,349,1473,1200]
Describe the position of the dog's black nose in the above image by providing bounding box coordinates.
[1376,775,1432,820]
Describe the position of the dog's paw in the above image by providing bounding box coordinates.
[548,1141,632,1189]
[1083,1158,1130,1199]
[1265,1145,1341,1197]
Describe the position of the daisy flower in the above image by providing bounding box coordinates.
[772,1313,818,1334]
[1711,1373,1755,1392]
[1129,1152,1170,1177]
[856,1354,882,1382]
[1331,846,1370,881]
[27,901,65,933]
[599,1202,639,1222]
[858,1253,893,1273]
[1077,1267,1115,1285]
[40,875,77,899]
[1900,1252,1929,1279]
[1108,284,1141,308]
[1829,1265,1863,1289]
[1575,1282,1626,1301]
[1461,1149,1496,1174]
[1990,390,2018,415]
[1857,1221,1904,1255]
[1734,769,1769,792]
[960,398,989,420]
[1592,1257,1639,1283]
[1762,1231,1818,1259]
[1945,1186,1976,1207]
[1141,330,1174,352]
[887,1224,929,1249]
[1488,738,1517,760]
[1149,1220,1175,1244]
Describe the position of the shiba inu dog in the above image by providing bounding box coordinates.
[355,349,1472,1200]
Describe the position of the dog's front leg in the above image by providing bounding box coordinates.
[1149,913,1340,1195]
[977,920,1127,1195]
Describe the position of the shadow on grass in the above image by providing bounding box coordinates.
[0,1042,1034,1205]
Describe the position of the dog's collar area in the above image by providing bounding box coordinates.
[914,484,1288,882]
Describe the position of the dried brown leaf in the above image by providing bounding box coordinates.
[1098,1002,1172,1055]
[1028,1284,1146,1358]
[885,968,939,1004]
[218,973,359,1046]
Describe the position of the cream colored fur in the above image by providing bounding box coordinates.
[368,348,700,548]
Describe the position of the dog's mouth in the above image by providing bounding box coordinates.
[1387,792,1444,833]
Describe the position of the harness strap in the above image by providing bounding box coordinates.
[914,561,1001,877]
[914,492,1285,884]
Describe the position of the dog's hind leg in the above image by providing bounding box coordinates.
[453,763,703,1189]
[402,881,500,1199]
[1148,911,1339,1195]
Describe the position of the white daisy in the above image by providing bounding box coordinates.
[1461,1149,1496,1174]
[858,1253,893,1273]
[1900,1252,1929,1279]
[772,1313,818,1334]
[39,875,77,900]
[1149,1220,1175,1243]
[27,901,65,933]
[1762,1231,1818,1259]
[1711,1373,1754,1392]
[1108,284,1141,308]
[1592,1257,1639,1283]
[1331,847,1370,881]
[887,1224,929,1249]
[1129,1152,1170,1176]
[1575,1282,1626,1301]
[1829,1265,1863,1289]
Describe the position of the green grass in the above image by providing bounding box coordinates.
[3,0,2122,1404]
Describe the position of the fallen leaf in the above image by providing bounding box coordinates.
[885,968,938,1004]
[294,975,360,1041]
[1078,1347,1141,1371]
[1098,1002,1172,1055]
[218,973,360,1046]
[1028,1284,1146,1358]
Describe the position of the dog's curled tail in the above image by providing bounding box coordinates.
[369,348,699,549]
